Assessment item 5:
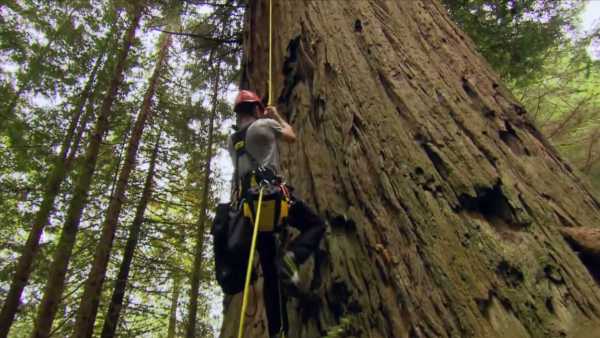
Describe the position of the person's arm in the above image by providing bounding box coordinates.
[263,106,296,143]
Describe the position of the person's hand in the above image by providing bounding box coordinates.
[263,105,296,142]
[263,105,280,120]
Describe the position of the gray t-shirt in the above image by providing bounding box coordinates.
[228,118,283,183]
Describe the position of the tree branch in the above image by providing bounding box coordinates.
[181,0,245,9]
[154,28,240,44]
[547,94,597,139]
[582,128,600,173]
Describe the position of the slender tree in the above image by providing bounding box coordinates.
[167,275,182,338]
[221,0,600,337]
[99,131,162,338]
[30,5,143,337]
[185,55,221,338]
[0,52,104,338]
[71,31,173,338]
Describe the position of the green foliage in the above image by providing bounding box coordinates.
[323,316,357,338]
[444,0,585,87]
[514,45,600,191]
[0,1,239,337]
[12,1,595,337]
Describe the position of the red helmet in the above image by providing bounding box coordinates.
[234,90,263,112]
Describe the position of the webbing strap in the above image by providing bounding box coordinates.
[232,122,258,198]
[237,186,264,338]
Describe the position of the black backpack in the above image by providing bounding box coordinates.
[211,203,250,294]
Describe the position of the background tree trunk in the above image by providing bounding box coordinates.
[31,7,142,338]
[72,32,172,338]
[185,57,220,338]
[222,1,600,337]
[0,53,103,338]
[99,132,162,338]
[168,275,182,338]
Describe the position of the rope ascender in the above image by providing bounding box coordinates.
[237,1,274,338]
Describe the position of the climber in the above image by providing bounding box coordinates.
[228,89,325,338]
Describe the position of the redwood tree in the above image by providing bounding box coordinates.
[221,1,600,337]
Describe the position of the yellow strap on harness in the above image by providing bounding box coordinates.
[237,186,264,338]
[243,196,289,232]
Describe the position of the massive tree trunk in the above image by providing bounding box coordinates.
[72,32,172,338]
[0,53,103,338]
[99,132,161,338]
[185,57,220,338]
[222,1,600,337]
[30,7,142,338]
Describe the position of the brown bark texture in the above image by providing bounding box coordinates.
[186,59,220,338]
[0,54,103,338]
[99,133,161,338]
[221,1,600,337]
[30,8,142,338]
[71,32,172,338]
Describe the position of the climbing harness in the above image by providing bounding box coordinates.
[243,178,289,232]
[231,120,289,233]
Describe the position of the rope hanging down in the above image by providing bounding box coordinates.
[238,1,274,337]
[268,0,273,105]
[237,186,265,338]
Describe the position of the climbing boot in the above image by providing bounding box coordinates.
[270,332,285,338]
[277,251,300,286]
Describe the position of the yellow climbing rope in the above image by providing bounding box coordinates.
[268,0,273,105]
[237,186,265,338]
[238,1,274,337]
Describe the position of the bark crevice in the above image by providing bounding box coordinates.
[227,1,600,337]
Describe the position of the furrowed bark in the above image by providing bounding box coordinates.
[99,133,161,338]
[71,32,172,338]
[30,7,142,338]
[222,1,600,337]
[185,55,220,338]
[0,53,103,338]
